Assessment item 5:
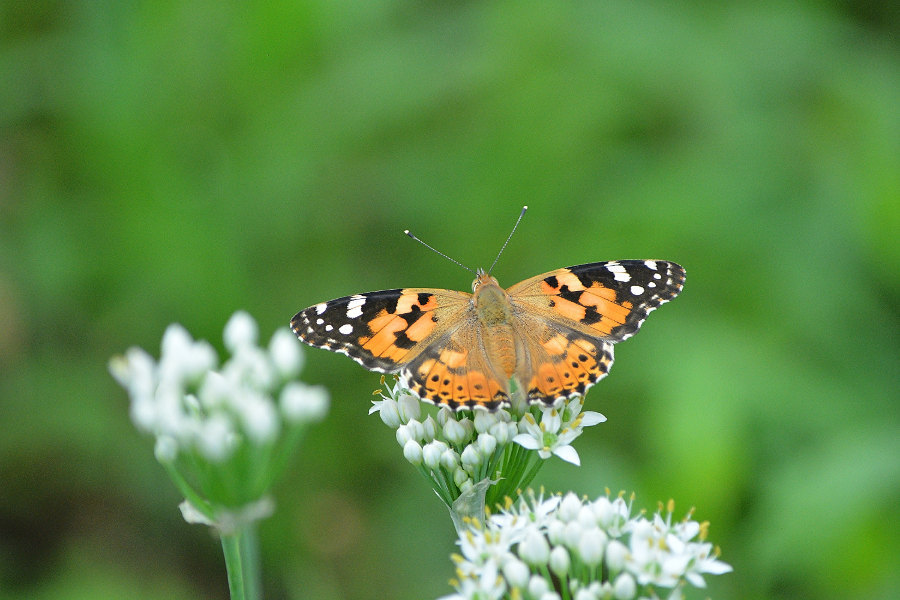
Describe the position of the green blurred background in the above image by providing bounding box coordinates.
[1,2,897,599]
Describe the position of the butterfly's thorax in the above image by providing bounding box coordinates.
[473,272,518,377]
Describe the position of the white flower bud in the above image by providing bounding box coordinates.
[396,424,413,447]
[280,383,329,423]
[559,492,582,522]
[519,528,550,566]
[604,540,627,572]
[406,418,425,442]
[422,415,438,441]
[502,557,530,588]
[540,592,561,600]
[578,505,598,529]
[563,520,583,548]
[440,448,460,471]
[577,528,606,566]
[460,444,481,470]
[613,572,636,600]
[378,398,402,428]
[549,545,570,576]
[527,574,549,598]
[591,496,615,528]
[443,418,468,445]
[403,439,423,465]
[223,311,258,352]
[473,410,497,433]
[453,467,470,488]
[547,519,566,546]
[240,394,279,443]
[476,432,497,457]
[489,421,510,444]
[436,406,453,427]
[196,413,234,461]
[269,328,304,378]
[574,588,598,600]
[397,392,420,423]
[422,441,445,470]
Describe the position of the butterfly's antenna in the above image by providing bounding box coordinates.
[404,229,476,274]
[487,205,528,275]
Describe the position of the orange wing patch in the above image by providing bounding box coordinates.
[524,333,615,404]
[537,270,634,336]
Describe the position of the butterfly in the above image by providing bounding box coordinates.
[290,212,684,411]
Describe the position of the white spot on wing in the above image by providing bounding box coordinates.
[644,260,658,270]
[315,303,328,315]
[338,323,354,335]
[630,285,645,295]
[316,318,324,325]
[324,324,333,332]
[606,262,631,282]
[346,295,366,319]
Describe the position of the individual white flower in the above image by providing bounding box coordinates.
[371,396,402,428]
[527,574,550,598]
[512,409,584,465]
[558,492,583,522]
[223,310,258,352]
[460,445,482,471]
[279,383,329,423]
[196,413,235,461]
[519,526,550,566]
[238,392,279,444]
[268,327,304,378]
[442,559,505,600]
[549,545,570,576]
[422,441,443,470]
[397,391,421,422]
[502,557,530,589]
[612,572,636,600]
[577,527,607,567]
[403,440,423,465]
[444,417,470,445]
[441,448,461,471]
[605,539,628,572]
[476,432,497,458]
[422,415,439,441]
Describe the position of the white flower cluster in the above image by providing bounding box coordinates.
[371,379,606,508]
[441,490,732,600]
[110,311,329,463]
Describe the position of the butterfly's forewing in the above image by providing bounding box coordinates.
[290,288,470,373]
[507,260,685,342]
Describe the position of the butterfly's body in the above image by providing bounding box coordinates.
[292,260,685,411]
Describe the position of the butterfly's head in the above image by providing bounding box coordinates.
[473,268,500,293]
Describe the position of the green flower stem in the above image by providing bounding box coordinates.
[221,522,261,600]
[162,461,214,521]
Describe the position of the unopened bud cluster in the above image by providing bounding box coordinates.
[371,378,606,510]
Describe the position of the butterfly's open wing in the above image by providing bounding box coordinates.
[291,288,471,373]
[506,260,684,405]
[507,260,685,342]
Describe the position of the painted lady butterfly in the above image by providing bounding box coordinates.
[291,210,684,411]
